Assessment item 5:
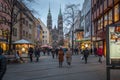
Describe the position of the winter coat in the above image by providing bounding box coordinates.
[58,50,64,62]
[0,55,7,80]
[83,49,89,57]
[66,50,72,63]
[97,48,103,56]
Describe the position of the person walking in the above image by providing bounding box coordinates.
[16,51,24,63]
[0,47,7,80]
[97,46,103,63]
[34,46,40,62]
[94,46,97,57]
[66,48,72,66]
[58,48,64,68]
[83,47,89,64]
[28,47,34,62]
[51,48,55,59]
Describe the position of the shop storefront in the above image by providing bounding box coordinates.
[75,38,91,50]
[13,39,34,57]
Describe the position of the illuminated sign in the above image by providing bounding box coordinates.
[108,26,120,65]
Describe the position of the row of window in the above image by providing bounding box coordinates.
[0,2,32,29]
[23,30,31,39]
[97,4,119,30]
[42,40,47,43]
[0,17,10,26]
[43,31,47,33]
[13,28,31,39]
[42,36,47,38]
[92,0,104,13]
[22,18,32,29]
[0,2,9,14]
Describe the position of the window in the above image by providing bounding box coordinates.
[0,3,2,11]
[26,20,28,26]
[23,18,25,24]
[26,32,28,37]
[23,30,25,36]
[29,34,31,39]
[104,13,108,27]
[98,19,101,30]
[114,4,119,22]
[108,9,112,24]
[13,28,17,36]
[29,24,32,29]
[100,17,103,29]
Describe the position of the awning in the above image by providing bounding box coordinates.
[13,39,33,44]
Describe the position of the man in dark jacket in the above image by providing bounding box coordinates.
[0,47,7,80]
[28,47,34,62]
[83,47,89,64]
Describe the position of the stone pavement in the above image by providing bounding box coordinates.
[3,54,120,80]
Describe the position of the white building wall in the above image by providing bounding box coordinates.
[39,19,50,45]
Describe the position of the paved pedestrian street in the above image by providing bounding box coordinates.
[3,55,120,80]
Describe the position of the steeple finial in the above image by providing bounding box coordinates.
[49,3,51,13]
[59,4,62,16]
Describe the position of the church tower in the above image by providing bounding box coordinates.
[47,5,52,30]
[58,6,63,45]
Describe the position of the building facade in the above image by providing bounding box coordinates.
[40,19,50,45]
[0,0,10,51]
[0,0,38,53]
[91,0,120,55]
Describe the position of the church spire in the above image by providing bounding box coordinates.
[47,3,52,30]
[48,3,51,17]
[59,5,62,17]
[49,3,50,13]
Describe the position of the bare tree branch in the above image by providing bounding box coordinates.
[63,3,80,29]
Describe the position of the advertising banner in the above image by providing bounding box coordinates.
[109,26,120,64]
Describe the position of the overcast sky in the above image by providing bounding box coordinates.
[27,0,84,32]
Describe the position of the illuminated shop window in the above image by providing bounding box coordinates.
[114,4,119,22]
[108,9,112,24]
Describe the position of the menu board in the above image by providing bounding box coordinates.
[109,27,120,64]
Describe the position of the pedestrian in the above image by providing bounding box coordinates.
[66,48,72,66]
[58,48,64,68]
[13,50,20,62]
[55,48,58,58]
[14,50,25,63]
[34,47,40,62]
[83,47,89,64]
[0,47,7,80]
[16,51,24,63]
[94,46,97,57]
[51,48,55,59]
[28,47,34,62]
[97,46,103,63]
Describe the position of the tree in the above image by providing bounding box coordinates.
[0,0,35,54]
[63,3,80,54]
